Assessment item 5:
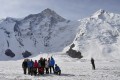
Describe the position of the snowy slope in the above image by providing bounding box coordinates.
[66,9,120,59]
[0,8,79,59]
[1,9,120,60]
[0,53,120,80]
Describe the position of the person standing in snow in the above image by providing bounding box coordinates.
[39,57,44,67]
[91,58,95,70]
[54,64,61,75]
[33,60,38,76]
[38,57,44,75]
[38,57,45,75]
[49,57,55,73]
[29,59,34,76]
[27,59,31,75]
[45,59,49,74]
[22,59,28,74]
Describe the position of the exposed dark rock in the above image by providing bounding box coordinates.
[16,38,24,46]
[14,21,22,36]
[5,30,10,37]
[66,44,83,58]
[22,51,32,58]
[5,49,15,58]
[7,40,9,47]
[70,44,75,49]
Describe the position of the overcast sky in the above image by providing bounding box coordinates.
[0,0,120,20]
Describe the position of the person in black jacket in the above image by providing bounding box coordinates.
[22,59,28,74]
[91,58,95,70]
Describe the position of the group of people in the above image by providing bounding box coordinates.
[22,56,95,76]
[22,57,61,76]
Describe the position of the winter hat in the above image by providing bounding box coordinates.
[55,64,57,66]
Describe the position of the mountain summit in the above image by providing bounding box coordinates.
[24,8,66,23]
[66,9,120,59]
[0,8,78,60]
[93,9,106,16]
[41,8,59,17]
[91,9,117,20]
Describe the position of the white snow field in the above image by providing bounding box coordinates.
[0,9,120,80]
[0,53,120,80]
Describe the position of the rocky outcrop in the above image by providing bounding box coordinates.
[22,51,32,58]
[5,49,15,58]
[66,44,83,58]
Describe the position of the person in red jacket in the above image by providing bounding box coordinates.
[33,60,38,76]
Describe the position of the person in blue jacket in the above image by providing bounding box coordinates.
[49,57,55,73]
[54,64,61,75]
[27,59,34,75]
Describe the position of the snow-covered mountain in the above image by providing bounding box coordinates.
[0,8,79,59]
[1,8,120,60]
[66,9,120,59]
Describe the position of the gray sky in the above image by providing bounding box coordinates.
[0,0,120,20]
